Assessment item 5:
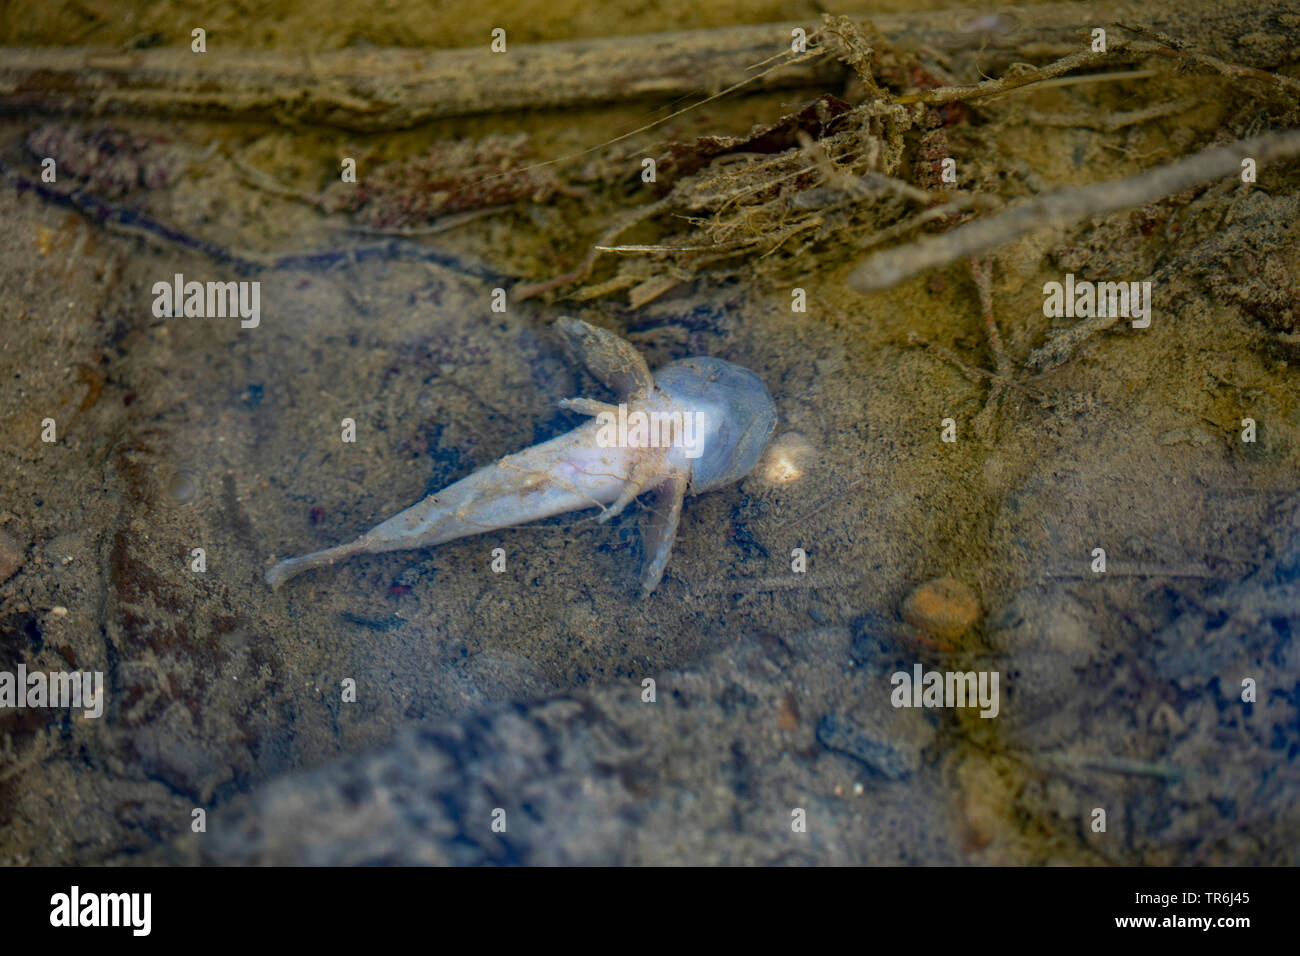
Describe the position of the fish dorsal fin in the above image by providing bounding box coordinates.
[556,317,654,402]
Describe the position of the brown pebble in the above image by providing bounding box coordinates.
[902,576,980,640]
[776,693,800,733]
[0,529,24,583]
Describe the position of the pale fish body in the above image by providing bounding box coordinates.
[266,318,776,594]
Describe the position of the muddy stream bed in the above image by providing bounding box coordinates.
[1,0,1298,865]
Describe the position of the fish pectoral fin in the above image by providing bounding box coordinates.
[640,474,686,595]
[555,317,654,402]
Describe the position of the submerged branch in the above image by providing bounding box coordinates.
[0,0,1296,129]
[848,128,1300,294]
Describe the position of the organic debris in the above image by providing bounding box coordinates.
[516,18,967,306]
[25,124,183,197]
[510,12,1300,310]
[321,133,568,229]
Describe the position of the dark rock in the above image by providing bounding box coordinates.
[816,712,917,781]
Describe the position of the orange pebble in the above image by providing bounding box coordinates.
[901,576,980,640]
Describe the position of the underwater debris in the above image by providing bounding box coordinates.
[525,18,947,305]
[25,124,183,198]
[849,128,1300,293]
[500,11,1300,310]
[321,134,567,229]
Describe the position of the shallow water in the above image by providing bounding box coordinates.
[1,0,1298,866]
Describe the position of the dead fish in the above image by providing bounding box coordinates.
[266,318,776,594]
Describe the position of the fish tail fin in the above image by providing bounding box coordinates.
[265,540,366,590]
